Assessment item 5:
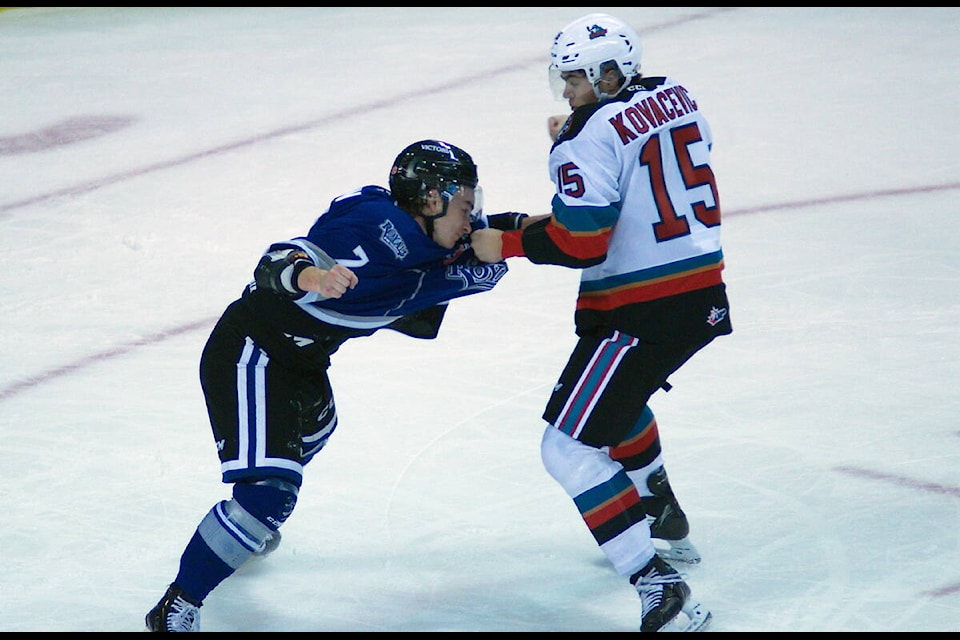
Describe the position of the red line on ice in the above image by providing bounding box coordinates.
[725,183,960,217]
[0,317,216,402]
[833,465,960,499]
[833,465,960,599]
[922,582,960,598]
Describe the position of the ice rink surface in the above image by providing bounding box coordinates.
[1,6,959,632]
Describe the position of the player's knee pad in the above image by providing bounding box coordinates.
[197,478,299,569]
[540,426,622,498]
[232,478,299,532]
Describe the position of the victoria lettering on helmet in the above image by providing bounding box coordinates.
[549,13,643,100]
[389,139,483,238]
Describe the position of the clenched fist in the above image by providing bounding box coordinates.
[469,228,504,263]
[548,114,568,141]
[298,263,358,298]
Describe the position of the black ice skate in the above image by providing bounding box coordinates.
[145,583,202,632]
[643,466,701,564]
[635,555,711,632]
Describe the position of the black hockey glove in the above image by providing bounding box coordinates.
[485,211,529,231]
[254,249,314,300]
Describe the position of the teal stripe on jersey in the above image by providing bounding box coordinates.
[552,194,621,232]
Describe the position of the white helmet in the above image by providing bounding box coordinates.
[549,13,643,100]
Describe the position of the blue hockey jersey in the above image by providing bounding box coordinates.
[242,185,508,341]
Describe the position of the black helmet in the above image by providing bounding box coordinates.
[389,140,478,215]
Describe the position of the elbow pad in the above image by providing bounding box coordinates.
[254,249,314,300]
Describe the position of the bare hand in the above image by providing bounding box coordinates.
[298,264,358,298]
[548,114,568,141]
[470,228,504,263]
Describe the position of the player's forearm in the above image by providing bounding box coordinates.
[474,216,607,268]
[255,247,357,300]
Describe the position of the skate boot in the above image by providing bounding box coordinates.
[634,555,711,632]
[642,466,701,564]
[145,583,202,632]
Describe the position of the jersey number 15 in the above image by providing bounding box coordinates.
[558,121,721,243]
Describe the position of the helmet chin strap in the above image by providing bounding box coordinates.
[594,64,630,100]
[422,214,437,240]
[419,187,454,240]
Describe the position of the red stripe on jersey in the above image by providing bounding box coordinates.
[500,229,525,258]
[576,265,723,311]
[546,220,611,261]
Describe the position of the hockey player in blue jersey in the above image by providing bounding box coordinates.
[145,140,528,632]
[471,14,731,633]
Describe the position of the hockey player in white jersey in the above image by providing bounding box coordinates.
[471,13,731,632]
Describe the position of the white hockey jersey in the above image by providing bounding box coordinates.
[504,76,725,322]
[560,75,723,308]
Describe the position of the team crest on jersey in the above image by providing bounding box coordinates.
[379,219,408,259]
[706,306,727,326]
[587,24,608,39]
[446,262,508,291]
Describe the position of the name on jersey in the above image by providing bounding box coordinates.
[608,85,699,144]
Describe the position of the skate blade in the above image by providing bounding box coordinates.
[655,538,702,565]
[659,600,712,632]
